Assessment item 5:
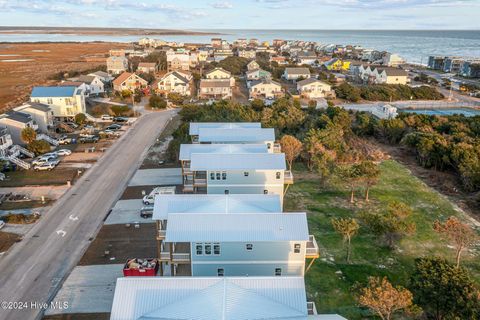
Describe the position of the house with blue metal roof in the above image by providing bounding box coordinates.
[110,277,346,320]
[30,86,86,119]
[183,152,293,199]
[152,207,318,277]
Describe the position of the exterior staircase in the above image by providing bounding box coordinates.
[37,133,59,146]
[58,122,75,133]
[5,145,34,170]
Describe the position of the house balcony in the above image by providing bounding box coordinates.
[157,229,166,241]
[182,167,193,176]
[306,235,320,259]
[284,170,294,185]
[273,143,281,153]
[158,242,191,264]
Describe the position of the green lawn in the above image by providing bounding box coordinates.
[284,160,480,319]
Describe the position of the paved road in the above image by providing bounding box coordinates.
[0,109,177,320]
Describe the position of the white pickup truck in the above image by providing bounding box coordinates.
[142,186,176,205]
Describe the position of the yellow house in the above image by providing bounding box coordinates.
[324,58,351,71]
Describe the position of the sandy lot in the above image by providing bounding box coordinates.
[0,231,22,252]
[0,42,128,110]
[78,224,157,266]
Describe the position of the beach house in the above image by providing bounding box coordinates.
[157,71,193,96]
[249,79,283,99]
[30,86,86,120]
[112,72,148,92]
[297,78,334,99]
[283,67,311,81]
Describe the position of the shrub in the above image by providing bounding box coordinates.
[148,95,167,109]
[167,92,185,105]
[27,140,51,155]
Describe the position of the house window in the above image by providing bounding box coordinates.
[244,172,249,177]
[205,243,212,255]
[195,243,203,255]
[224,190,229,195]
[246,244,253,251]
[263,190,268,194]
[213,243,221,255]
[267,143,271,149]
[275,268,282,276]
[217,268,224,277]
[222,172,227,180]
[276,172,281,179]
[294,243,301,253]
[216,172,221,180]
[47,98,53,104]
[210,172,215,180]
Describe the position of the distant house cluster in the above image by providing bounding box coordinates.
[428,56,480,78]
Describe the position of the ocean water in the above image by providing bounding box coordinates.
[0,29,479,64]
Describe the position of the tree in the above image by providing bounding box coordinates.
[336,164,362,203]
[280,135,303,171]
[27,140,51,155]
[74,113,86,125]
[361,201,416,248]
[358,277,414,320]
[21,127,37,144]
[149,95,167,109]
[110,105,130,116]
[331,218,359,263]
[410,258,480,320]
[357,160,381,202]
[167,92,185,106]
[433,216,478,267]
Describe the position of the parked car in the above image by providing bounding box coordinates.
[101,114,113,121]
[142,186,176,205]
[140,206,154,218]
[33,160,59,171]
[32,156,56,166]
[105,124,122,131]
[55,149,72,156]
[113,116,128,123]
[79,136,99,143]
[58,135,72,145]
[65,122,79,129]
[43,152,58,159]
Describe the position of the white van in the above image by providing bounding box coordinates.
[142,186,176,205]
[101,114,113,121]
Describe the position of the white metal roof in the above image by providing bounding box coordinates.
[110,276,310,320]
[179,144,268,161]
[189,122,261,135]
[153,194,282,220]
[165,212,309,242]
[190,153,286,170]
[197,127,275,143]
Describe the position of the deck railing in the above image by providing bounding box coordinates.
[284,170,294,184]
[306,235,320,258]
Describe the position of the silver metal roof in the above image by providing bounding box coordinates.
[165,212,309,242]
[189,122,261,135]
[190,152,286,170]
[153,194,282,220]
[179,143,268,161]
[197,127,275,143]
[110,276,310,320]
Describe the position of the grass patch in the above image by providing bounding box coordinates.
[0,231,22,252]
[0,200,53,211]
[285,160,480,319]
[0,168,78,187]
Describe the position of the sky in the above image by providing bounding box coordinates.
[0,0,479,30]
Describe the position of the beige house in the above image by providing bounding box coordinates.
[249,80,283,99]
[205,68,235,86]
[238,49,256,59]
[112,72,148,92]
[137,62,158,73]
[358,65,408,85]
[246,60,260,71]
[283,67,311,81]
[199,79,232,99]
[297,78,334,99]
[107,56,129,75]
[167,51,190,71]
[157,71,193,96]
